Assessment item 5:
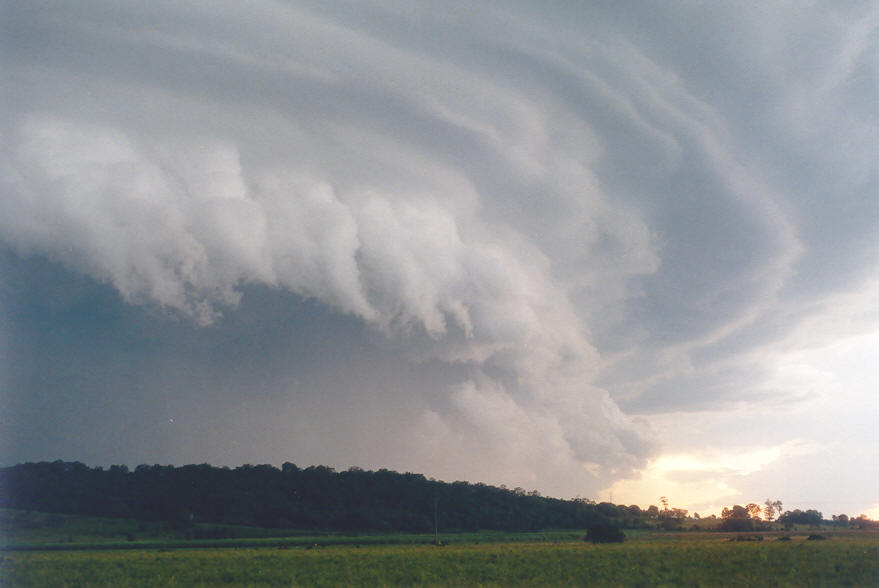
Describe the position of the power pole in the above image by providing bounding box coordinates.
[434,495,439,545]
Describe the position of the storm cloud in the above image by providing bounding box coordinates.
[1,1,877,508]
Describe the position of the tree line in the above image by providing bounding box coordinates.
[0,461,642,533]
[1,461,874,534]
[716,500,876,532]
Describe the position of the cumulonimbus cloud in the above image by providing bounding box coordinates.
[1,106,656,486]
[6,1,873,495]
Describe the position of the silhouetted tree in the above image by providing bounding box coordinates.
[719,505,754,531]
[777,509,823,529]
[0,462,620,533]
[853,515,879,530]
[763,499,782,522]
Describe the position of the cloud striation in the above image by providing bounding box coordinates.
[1,1,877,502]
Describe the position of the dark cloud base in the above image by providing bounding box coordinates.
[1,249,466,472]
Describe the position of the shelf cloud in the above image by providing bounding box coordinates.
[2,1,877,508]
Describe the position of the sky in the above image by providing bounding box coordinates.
[1,1,877,518]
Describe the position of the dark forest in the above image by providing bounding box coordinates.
[1,461,631,534]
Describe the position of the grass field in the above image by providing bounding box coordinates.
[2,510,878,586]
[0,509,322,546]
[3,532,878,586]
[0,509,594,551]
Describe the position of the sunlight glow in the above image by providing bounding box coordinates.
[605,440,824,515]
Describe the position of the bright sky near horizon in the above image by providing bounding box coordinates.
[1,1,878,519]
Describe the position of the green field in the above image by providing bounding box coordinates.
[2,510,878,586]
[0,508,592,551]
[3,534,878,586]
[3,536,878,587]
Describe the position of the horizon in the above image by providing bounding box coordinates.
[1,1,877,521]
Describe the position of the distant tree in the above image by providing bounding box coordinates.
[661,507,688,530]
[763,499,782,522]
[778,509,823,529]
[763,499,775,521]
[719,505,754,531]
[646,505,660,520]
[670,508,688,520]
[722,505,748,520]
[853,515,879,530]
[831,514,849,527]
[746,504,763,521]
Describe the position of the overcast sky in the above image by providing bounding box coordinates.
[2,0,877,518]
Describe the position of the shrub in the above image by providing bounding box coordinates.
[585,524,625,543]
[729,535,763,542]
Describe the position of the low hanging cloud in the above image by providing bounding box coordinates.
[1,112,655,488]
[2,1,877,498]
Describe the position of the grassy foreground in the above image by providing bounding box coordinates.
[3,534,878,587]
